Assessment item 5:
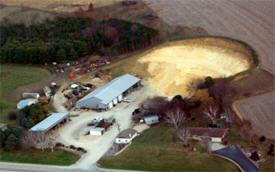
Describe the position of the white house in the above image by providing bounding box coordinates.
[115,129,138,144]
[17,98,38,109]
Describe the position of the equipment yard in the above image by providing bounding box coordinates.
[1,0,274,171]
[53,81,158,169]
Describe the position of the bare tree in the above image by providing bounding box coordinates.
[20,131,59,152]
[177,127,190,146]
[165,107,187,129]
[224,107,234,125]
[202,99,219,124]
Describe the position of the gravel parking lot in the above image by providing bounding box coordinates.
[53,81,159,169]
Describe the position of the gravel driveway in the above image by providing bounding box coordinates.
[53,81,158,170]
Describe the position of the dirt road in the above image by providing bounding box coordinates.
[53,81,158,169]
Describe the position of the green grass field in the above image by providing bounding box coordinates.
[98,125,239,172]
[0,64,53,123]
[0,149,79,165]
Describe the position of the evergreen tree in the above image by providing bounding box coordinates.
[4,134,17,151]
[56,48,66,61]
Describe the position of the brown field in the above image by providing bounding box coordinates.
[144,0,274,75]
[0,6,56,25]
[0,0,122,12]
[144,0,275,139]
[234,91,275,140]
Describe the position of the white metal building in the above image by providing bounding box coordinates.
[29,112,70,132]
[89,127,105,136]
[17,98,38,109]
[76,74,141,110]
[22,93,40,99]
[142,115,159,125]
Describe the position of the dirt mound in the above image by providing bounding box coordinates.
[139,40,251,96]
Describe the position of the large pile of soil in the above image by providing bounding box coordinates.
[139,40,251,96]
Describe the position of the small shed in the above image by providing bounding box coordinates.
[17,98,38,109]
[90,127,105,136]
[115,128,138,144]
[143,115,159,125]
[22,93,40,99]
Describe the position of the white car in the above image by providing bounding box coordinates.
[123,97,131,103]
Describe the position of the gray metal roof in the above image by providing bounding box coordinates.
[117,128,137,138]
[17,98,37,109]
[77,74,140,105]
[144,115,159,122]
[29,113,69,131]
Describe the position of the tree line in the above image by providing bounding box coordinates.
[0,104,46,151]
[0,17,158,64]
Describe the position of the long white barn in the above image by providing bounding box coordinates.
[29,112,69,132]
[76,74,141,110]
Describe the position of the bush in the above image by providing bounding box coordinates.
[55,142,65,147]
[259,136,266,142]
[70,145,76,150]
[12,126,24,138]
[250,151,260,161]
[205,76,214,88]
[20,104,45,124]
[0,130,6,147]
[7,111,17,120]
[77,147,87,153]
[20,117,35,129]
[4,134,18,151]
[267,144,274,156]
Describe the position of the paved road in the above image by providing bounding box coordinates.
[0,162,144,172]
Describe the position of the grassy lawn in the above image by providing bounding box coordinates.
[98,125,239,172]
[259,157,275,172]
[103,49,151,79]
[0,148,79,165]
[0,64,53,123]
